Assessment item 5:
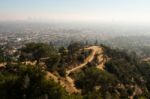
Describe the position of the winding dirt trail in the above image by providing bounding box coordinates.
[0,46,106,94]
[49,46,105,94]
[66,46,103,75]
[64,46,106,93]
[46,71,81,93]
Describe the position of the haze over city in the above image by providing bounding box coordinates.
[0,0,150,47]
[0,0,150,24]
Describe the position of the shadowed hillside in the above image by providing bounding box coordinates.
[0,42,150,99]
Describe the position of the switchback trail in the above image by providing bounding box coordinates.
[66,46,104,75]
[0,46,106,94]
[46,46,106,94]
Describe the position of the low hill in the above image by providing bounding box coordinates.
[0,43,150,99]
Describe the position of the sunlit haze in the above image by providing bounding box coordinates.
[0,0,150,24]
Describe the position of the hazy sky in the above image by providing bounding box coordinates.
[0,0,150,23]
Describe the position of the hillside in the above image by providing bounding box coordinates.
[0,42,150,99]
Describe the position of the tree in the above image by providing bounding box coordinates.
[0,63,71,99]
[20,43,58,64]
[45,54,60,71]
[75,67,117,93]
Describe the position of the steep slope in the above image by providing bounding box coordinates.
[66,46,104,75]
[1,43,150,99]
[46,46,106,94]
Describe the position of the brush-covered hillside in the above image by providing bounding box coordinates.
[0,42,150,99]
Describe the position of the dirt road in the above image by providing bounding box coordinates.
[44,46,106,94]
[66,46,104,75]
